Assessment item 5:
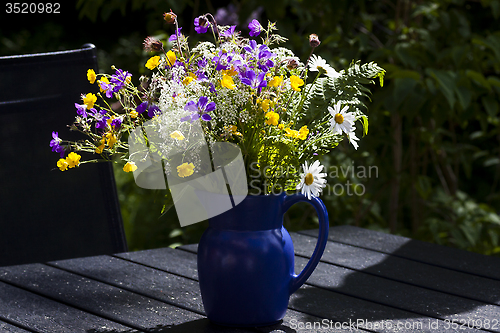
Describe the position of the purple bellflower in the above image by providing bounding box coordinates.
[248,19,263,37]
[74,103,88,118]
[88,108,109,129]
[194,16,210,34]
[50,132,65,157]
[136,101,161,118]
[169,28,182,42]
[240,69,267,91]
[220,25,237,38]
[181,96,215,122]
[110,69,132,91]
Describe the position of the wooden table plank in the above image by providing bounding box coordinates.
[294,256,500,332]
[51,255,205,315]
[52,254,355,333]
[0,320,33,333]
[291,232,500,306]
[0,281,135,333]
[121,244,480,333]
[0,263,202,332]
[300,226,500,280]
[290,284,484,333]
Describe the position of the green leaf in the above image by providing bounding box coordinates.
[492,0,500,19]
[482,95,499,116]
[393,77,418,110]
[484,157,500,167]
[455,86,472,110]
[466,70,492,91]
[426,69,456,109]
[361,115,369,136]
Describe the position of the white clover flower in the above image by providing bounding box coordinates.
[296,160,328,200]
[328,102,356,135]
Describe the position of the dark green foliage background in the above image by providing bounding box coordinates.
[3,0,499,255]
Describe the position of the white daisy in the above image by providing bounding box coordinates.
[328,102,356,135]
[347,127,359,150]
[308,54,335,76]
[296,160,328,200]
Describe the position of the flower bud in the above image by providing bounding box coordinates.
[163,10,177,24]
[286,58,299,70]
[309,34,321,48]
[143,36,164,52]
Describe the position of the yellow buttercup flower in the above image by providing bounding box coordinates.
[87,69,96,84]
[269,75,283,87]
[106,132,117,148]
[298,125,309,140]
[145,56,161,70]
[221,74,236,89]
[182,72,197,86]
[278,123,285,130]
[221,67,238,76]
[95,137,105,154]
[170,130,185,140]
[166,50,176,67]
[129,110,138,118]
[123,161,138,173]
[260,99,271,112]
[290,75,304,92]
[82,93,97,109]
[224,125,242,137]
[66,152,81,168]
[177,162,195,178]
[285,128,300,139]
[265,111,279,126]
[57,159,69,171]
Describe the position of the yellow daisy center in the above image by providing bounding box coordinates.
[335,113,344,124]
[305,173,314,186]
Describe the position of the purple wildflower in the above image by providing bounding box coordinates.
[147,105,161,118]
[212,51,233,71]
[50,131,65,157]
[198,58,208,68]
[99,80,115,98]
[221,25,237,38]
[215,4,239,26]
[169,28,182,42]
[136,101,161,118]
[111,118,122,129]
[248,19,263,37]
[88,108,109,129]
[240,69,267,91]
[110,69,132,91]
[181,96,215,122]
[74,103,88,118]
[243,39,258,54]
[194,16,210,34]
[136,101,149,114]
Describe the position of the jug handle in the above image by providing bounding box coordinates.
[284,194,329,295]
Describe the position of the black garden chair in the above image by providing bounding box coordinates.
[0,44,128,266]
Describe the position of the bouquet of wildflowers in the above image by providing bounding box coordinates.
[50,10,384,202]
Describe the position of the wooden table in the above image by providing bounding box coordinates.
[0,225,499,332]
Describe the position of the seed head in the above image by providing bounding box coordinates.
[163,10,177,24]
[309,34,321,48]
[143,36,164,52]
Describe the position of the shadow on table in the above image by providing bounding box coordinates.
[290,236,500,327]
[86,318,298,333]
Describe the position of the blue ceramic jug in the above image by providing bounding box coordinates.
[197,192,329,327]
